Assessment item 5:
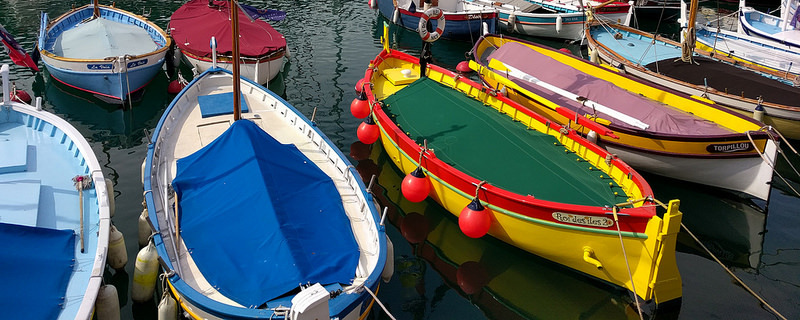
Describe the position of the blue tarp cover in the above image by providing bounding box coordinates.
[173,120,359,307]
[0,222,75,319]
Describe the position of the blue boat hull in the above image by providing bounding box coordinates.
[376,0,497,41]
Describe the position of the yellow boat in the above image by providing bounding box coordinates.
[472,34,779,202]
[355,25,683,309]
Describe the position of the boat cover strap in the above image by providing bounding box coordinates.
[382,77,628,206]
[0,222,75,320]
[173,120,359,307]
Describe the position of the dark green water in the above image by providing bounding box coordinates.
[1,1,798,319]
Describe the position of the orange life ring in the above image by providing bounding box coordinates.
[418,8,446,42]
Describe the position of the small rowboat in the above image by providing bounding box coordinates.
[355,26,684,309]
[38,1,171,103]
[143,2,390,317]
[373,0,498,41]
[170,0,287,85]
[472,34,780,202]
[0,64,113,319]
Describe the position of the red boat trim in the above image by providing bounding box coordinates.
[49,73,149,101]
[399,9,497,21]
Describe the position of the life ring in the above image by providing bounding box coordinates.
[418,8,446,42]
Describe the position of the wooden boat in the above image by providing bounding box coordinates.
[357,27,684,308]
[170,0,287,85]
[462,0,631,40]
[355,141,642,319]
[472,34,779,202]
[373,0,498,41]
[738,0,800,49]
[0,64,113,319]
[585,7,800,140]
[142,2,389,318]
[695,23,800,79]
[38,0,171,103]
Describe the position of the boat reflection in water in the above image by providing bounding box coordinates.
[353,141,644,320]
[645,174,767,270]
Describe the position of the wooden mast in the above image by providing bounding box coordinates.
[93,0,100,18]
[231,0,241,121]
[680,0,699,63]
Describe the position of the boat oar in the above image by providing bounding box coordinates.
[486,58,650,131]
[73,175,92,253]
[469,60,620,139]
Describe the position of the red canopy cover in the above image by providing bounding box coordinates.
[170,0,286,58]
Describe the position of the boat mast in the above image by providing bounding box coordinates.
[231,0,241,121]
[680,0,698,63]
[93,0,100,18]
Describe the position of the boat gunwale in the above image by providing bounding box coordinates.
[364,49,658,233]
[142,67,386,319]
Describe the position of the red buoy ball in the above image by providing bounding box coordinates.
[401,167,430,203]
[350,94,370,119]
[456,61,472,73]
[12,90,31,104]
[558,48,573,55]
[167,79,185,94]
[459,198,491,238]
[356,117,380,144]
[456,261,490,295]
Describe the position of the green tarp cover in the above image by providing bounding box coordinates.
[382,78,628,206]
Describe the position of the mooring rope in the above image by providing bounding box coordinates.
[647,198,788,320]
[745,128,800,197]
[611,205,644,320]
[363,285,397,320]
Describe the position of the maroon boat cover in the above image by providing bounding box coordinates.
[486,42,733,135]
[170,0,286,58]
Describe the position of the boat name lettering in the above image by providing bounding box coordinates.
[127,59,148,69]
[552,212,613,228]
[705,142,753,153]
[467,14,481,19]
[87,64,113,70]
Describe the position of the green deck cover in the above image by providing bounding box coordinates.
[382,78,628,206]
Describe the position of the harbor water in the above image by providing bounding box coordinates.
[1,0,798,319]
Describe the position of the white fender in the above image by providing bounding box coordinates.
[107,224,128,270]
[508,12,517,33]
[96,284,120,320]
[587,130,598,144]
[589,46,599,64]
[556,15,563,33]
[105,178,115,218]
[157,292,178,320]
[132,241,159,302]
[368,0,378,9]
[392,8,400,24]
[138,208,151,248]
[381,235,395,282]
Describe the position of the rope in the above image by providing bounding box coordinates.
[611,205,644,320]
[680,222,788,320]
[363,285,397,320]
[745,129,800,197]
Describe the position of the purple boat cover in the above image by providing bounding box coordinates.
[487,42,733,135]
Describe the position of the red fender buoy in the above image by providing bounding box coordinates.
[401,166,430,202]
[12,90,32,104]
[459,198,491,238]
[350,91,370,119]
[456,261,490,295]
[357,117,380,144]
[456,61,472,73]
[558,48,573,55]
[167,79,185,94]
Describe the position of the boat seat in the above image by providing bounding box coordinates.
[493,0,541,13]
[0,138,27,174]
[0,180,41,227]
[198,92,250,118]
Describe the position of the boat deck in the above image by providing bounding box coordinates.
[382,77,629,206]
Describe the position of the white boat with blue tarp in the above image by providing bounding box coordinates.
[38,1,171,103]
[142,13,390,316]
[0,64,112,319]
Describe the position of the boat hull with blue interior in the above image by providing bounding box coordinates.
[142,65,389,319]
[738,0,800,49]
[696,24,800,79]
[585,18,800,140]
[375,0,498,41]
[472,34,779,202]
[464,0,631,40]
[0,64,112,319]
[38,3,171,102]
[358,28,684,309]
